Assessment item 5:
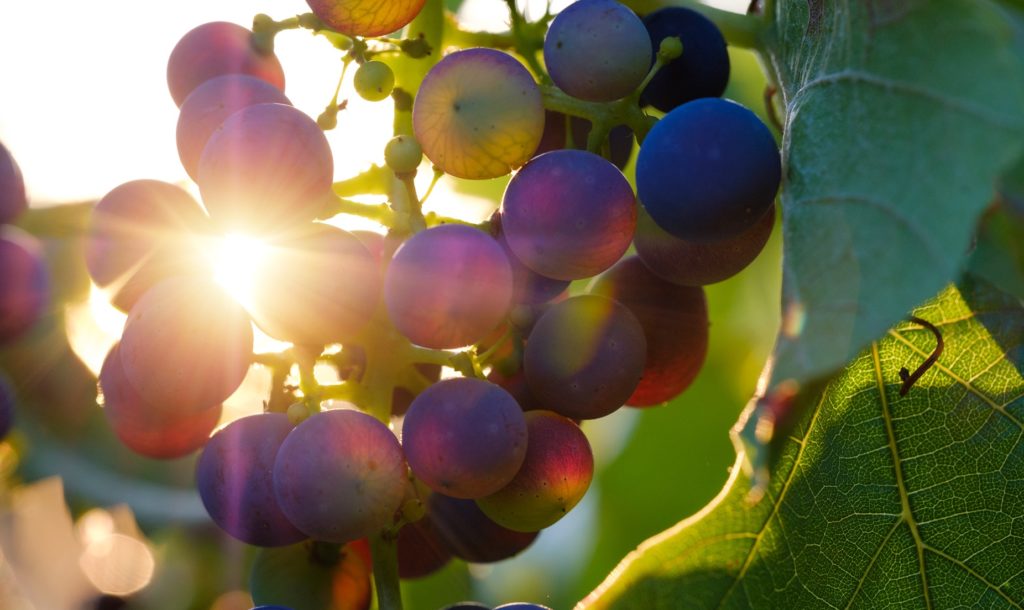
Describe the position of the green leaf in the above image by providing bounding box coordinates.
[580,278,1024,608]
[968,205,1024,300]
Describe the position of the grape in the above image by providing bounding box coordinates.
[353,61,395,102]
[524,295,646,420]
[0,141,27,225]
[84,180,209,312]
[197,103,334,234]
[384,135,423,174]
[0,226,50,343]
[641,7,730,112]
[635,98,781,242]
[428,493,538,563]
[495,605,555,610]
[501,150,636,281]
[305,0,427,36]
[440,605,489,610]
[166,22,285,107]
[544,0,651,102]
[119,277,253,412]
[0,373,14,441]
[176,75,291,181]
[384,224,513,349]
[491,215,569,306]
[402,378,527,499]
[477,411,593,532]
[413,48,544,180]
[248,223,380,346]
[532,111,634,170]
[273,409,408,543]
[195,413,307,546]
[397,516,452,579]
[100,344,221,459]
[589,256,709,406]
[634,204,775,286]
[487,368,545,412]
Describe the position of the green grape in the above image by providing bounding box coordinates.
[384,135,423,173]
[353,60,395,102]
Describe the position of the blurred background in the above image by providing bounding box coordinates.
[0,0,778,608]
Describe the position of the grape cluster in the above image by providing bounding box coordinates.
[80,0,781,608]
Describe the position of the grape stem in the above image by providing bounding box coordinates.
[443,13,516,49]
[503,0,551,83]
[370,531,404,610]
[318,193,395,226]
[647,0,766,49]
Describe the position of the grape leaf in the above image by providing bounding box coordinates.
[968,205,1024,301]
[580,278,1024,608]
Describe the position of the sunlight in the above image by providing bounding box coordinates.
[208,233,271,309]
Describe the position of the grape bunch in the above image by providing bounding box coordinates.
[79,0,781,608]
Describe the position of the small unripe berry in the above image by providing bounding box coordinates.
[353,61,395,102]
[385,135,423,174]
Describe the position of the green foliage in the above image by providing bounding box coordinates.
[584,277,1024,608]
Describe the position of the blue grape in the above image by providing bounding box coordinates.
[0,141,27,225]
[428,493,538,563]
[524,295,646,420]
[167,21,285,107]
[0,226,50,344]
[636,98,780,242]
[384,224,513,349]
[177,74,291,181]
[195,413,307,546]
[197,103,333,234]
[544,0,651,102]
[641,7,730,112]
[501,150,636,281]
[402,378,527,499]
[0,373,13,441]
[273,409,408,543]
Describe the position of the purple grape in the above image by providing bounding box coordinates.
[544,0,651,102]
[196,413,307,546]
[589,256,708,407]
[248,224,380,346]
[636,98,780,242]
[491,215,569,306]
[384,224,514,349]
[641,7,730,112]
[305,0,427,37]
[403,378,527,499]
[0,373,14,441]
[100,344,222,459]
[119,277,253,413]
[0,141,27,225]
[0,226,50,344]
[176,74,291,181]
[84,180,209,313]
[273,409,408,543]
[397,517,452,579]
[166,21,285,107]
[533,112,634,170]
[524,295,646,420]
[197,103,333,235]
[428,493,538,563]
[501,150,636,281]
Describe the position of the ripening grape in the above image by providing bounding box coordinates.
[305,0,427,36]
[119,277,253,412]
[641,7,730,112]
[0,226,50,343]
[495,604,555,610]
[544,0,652,102]
[524,295,646,420]
[634,204,775,286]
[487,368,545,412]
[501,150,636,281]
[100,344,222,459]
[197,103,334,234]
[589,256,709,406]
[0,141,27,225]
[397,517,452,579]
[176,74,291,181]
[384,224,513,349]
[636,98,781,242]
[403,378,527,499]
[477,411,594,532]
[413,48,544,179]
[167,21,285,107]
[85,180,209,312]
[195,413,307,546]
[440,605,489,610]
[249,540,372,610]
[273,409,408,544]
[428,493,539,563]
[353,61,395,102]
[532,111,634,170]
[491,216,569,306]
[0,373,14,441]
[247,223,380,346]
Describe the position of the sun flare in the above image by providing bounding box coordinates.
[209,233,271,308]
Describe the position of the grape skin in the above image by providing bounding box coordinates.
[491,215,570,306]
[305,0,427,37]
[0,226,50,344]
[403,378,527,499]
[544,0,652,102]
[501,150,637,281]
[428,493,539,563]
[397,517,452,579]
[524,294,646,420]
[641,7,730,112]
[0,373,13,441]
[196,413,307,547]
[0,141,27,225]
[197,103,334,235]
[413,48,544,180]
[166,21,285,107]
[273,409,408,544]
[176,75,291,181]
[636,98,781,242]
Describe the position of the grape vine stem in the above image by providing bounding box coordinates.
[370,531,404,610]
